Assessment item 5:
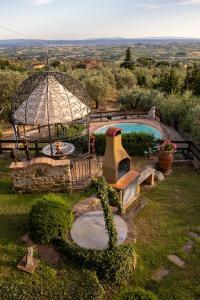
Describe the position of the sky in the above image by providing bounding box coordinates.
[0,0,200,39]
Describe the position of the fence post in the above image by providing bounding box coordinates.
[188,141,192,155]
[35,142,39,156]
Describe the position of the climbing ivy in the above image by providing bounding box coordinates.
[91,177,124,249]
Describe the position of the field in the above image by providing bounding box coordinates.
[1,39,200,64]
[0,157,200,299]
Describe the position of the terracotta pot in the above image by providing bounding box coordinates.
[159,151,174,172]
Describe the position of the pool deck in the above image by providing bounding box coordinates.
[90,118,183,141]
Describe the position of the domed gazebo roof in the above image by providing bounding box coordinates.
[12,71,91,126]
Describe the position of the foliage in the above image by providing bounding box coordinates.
[0,70,27,119]
[0,267,104,300]
[184,64,200,96]
[114,287,158,300]
[157,67,184,94]
[121,47,134,69]
[1,159,200,299]
[29,194,74,244]
[58,123,85,138]
[56,239,136,285]
[134,67,154,88]
[82,73,112,108]
[92,176,124,214]
[95,132,155,156]
[115,68,137,90]
[181,104,200,142]
[160,140,177,152]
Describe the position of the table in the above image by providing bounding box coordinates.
[42,142,75,157]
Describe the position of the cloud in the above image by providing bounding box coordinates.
[23,0,53,5]
[136,0,200,9]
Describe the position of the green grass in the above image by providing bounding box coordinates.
[0,159,200,299]
[123,165,200,300]
[0,158,104,300]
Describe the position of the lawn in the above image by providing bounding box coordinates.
[0,158,200,299]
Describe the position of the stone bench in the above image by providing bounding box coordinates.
[138,166,155,186]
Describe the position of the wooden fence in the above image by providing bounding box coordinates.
[0,138,200,162]
[90,109,149,122]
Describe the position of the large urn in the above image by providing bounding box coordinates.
[159,151,174,172]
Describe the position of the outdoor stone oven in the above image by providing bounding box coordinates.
[102,128,140,210]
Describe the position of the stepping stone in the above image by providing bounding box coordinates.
[167,254,185,268]
[182,240,194,254]
[188,232,200,238]
[152,267,170,281]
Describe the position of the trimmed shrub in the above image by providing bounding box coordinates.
[95,132,155,156]
[29,194,73,244]
[55,239,136,285]
[0,269,105,300]
[114,287,158,300]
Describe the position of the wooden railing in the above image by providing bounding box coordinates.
[90,109,148,122]
[0,139,200,162]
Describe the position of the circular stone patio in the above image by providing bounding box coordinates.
[70,211,128,250]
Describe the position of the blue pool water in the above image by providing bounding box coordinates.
[95,123,162,139]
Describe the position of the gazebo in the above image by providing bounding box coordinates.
[12,71,91,159]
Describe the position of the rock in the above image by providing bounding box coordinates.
[20,233,37,248]
[155,171,165,181]
[188,232,200,238]
[167,254,185,268]
[152,267,170,281]
[182,240,194,254]
[163,169,172,176]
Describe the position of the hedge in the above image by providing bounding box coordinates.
[55,239,136,285]
[0,269,105,300]
[114,287,158,300]
[29,194,73,245]
[95,132,155,156]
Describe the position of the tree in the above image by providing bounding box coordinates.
[0,70,27,120]
[114,68,137,90]
[84,75,111,109]
[120,47,134,69]
[184,64,200,96]
[157,67,184,94]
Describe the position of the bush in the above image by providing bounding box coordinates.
[55,239,136,285]
[95,132,155,156]
[114,287,158,300]
[0,269,105,300]
[29,194,73,244]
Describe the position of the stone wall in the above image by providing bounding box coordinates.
[10,157,72,193]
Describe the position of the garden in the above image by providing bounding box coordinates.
[0,52,200,300]
[0,155,200,299]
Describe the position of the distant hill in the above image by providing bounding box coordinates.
[0,38,200,48]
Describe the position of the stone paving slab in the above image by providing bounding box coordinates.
[188,232,200,239]
[167,254,185,268]
[70,211,128,250]
[182,240,194,254]
[152,267,170,281]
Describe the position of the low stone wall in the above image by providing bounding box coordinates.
[10,157,72,193]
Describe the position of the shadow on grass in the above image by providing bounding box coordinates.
[0,213,29,244]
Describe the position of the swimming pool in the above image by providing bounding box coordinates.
[95,123,162,139]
